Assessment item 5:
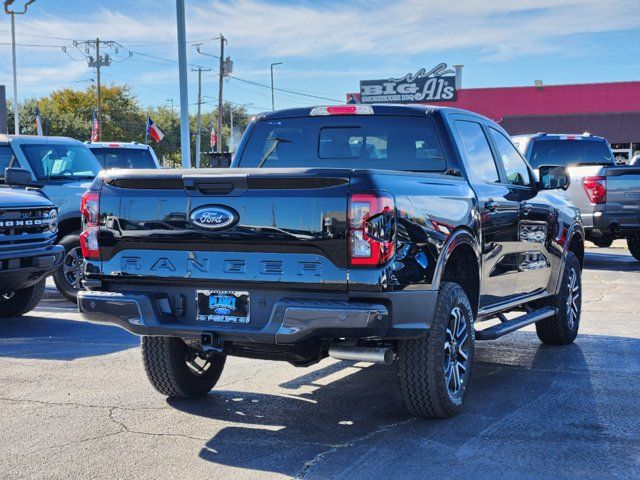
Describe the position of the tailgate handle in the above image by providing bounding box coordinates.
[194,182,234,194]
[183,175,248,196]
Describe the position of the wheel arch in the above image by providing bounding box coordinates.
[56,216,81,242]
[432,228,481,317]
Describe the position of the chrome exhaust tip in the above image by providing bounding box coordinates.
[328,345,396,365]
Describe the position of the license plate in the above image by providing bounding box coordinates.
[196,290,250,324]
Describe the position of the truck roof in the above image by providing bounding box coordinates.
[85,141,152,150]
[512,133,607,142]
[0,134,84,145]
[257,104,491,121]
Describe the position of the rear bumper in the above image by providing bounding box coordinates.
[588,209,640,235]
[77,288,438,344]
[0,245,64,293]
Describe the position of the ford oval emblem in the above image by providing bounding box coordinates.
[189,205,238,231]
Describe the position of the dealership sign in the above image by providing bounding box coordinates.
[359,63,457,103]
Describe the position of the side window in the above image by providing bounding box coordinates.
[454,120,499,183]
[489,128,531,187]
[0,145,15,179]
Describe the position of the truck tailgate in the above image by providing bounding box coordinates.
[605,167,640,209]
[97,168,351,290]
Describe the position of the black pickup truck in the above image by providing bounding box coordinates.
[1,168,64,317]
[78,105,584,418]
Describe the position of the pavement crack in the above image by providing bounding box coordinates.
[295,417,416,479]
[107,406,209,442]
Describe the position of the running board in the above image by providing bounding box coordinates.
[475,307,557,340]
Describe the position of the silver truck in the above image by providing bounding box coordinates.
[514,133,640,260]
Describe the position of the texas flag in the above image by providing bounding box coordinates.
[146,116,164,143]
[209,123,217,150]
[34,106,43,136]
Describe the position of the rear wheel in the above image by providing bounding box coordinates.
[0,279,46,318]
[141,336,227,398]
[52,233,83,303]
[535,252,581,345]
[397,282,474,418]
[591,235,613,248]
[627,235,640,262]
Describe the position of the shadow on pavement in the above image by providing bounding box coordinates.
[0,314,138,361]
[584,250,640,271]
[167,335,640,478]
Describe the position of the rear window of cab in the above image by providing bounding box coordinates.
[237,115,447,172]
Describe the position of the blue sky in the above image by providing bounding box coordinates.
[1,0,639,115]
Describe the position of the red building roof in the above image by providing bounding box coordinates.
[427,81,640,121]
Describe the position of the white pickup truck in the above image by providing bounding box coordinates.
[514,133,640,260]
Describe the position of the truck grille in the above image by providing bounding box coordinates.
[0,207,57,250]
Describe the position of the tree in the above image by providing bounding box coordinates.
[7,85,252,167]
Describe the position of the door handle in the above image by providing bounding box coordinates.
[485,200,499,212]
[521,202,533,215]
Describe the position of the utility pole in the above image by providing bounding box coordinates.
[192,67,211,168]
[176,0,190,168]
[83,38,112,141]
[217,35,226,154]
[270,62,282,111]
[4,0,36,134]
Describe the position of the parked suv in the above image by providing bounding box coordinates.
[86,142,160,169]
[78,105,584,418]
[513,133,640,259]
[0,135,102,301]
[0,167,64,317]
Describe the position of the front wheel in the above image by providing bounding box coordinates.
[52,233,83,303]
[627,235,640,262]
[141,336,227,398]
[0,279,46,318]
[397,282,475,418]
[535,252,582,345]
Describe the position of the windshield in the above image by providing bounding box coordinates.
[19,143,101,180]
[90,147,157,169]
[528,139,614,168]
[237,115,447,172]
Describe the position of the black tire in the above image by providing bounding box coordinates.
[141,336,227,398]
[397,282,475,418]
[627,235,640,262]
[591,235,613,248]
[52,233,83,303]
[0,279,46,317]
[535,252,582,345]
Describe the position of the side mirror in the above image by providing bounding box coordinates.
[538,165,570,191]
[4,167,33,187]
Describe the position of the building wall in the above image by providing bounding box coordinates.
[427,81,640,121]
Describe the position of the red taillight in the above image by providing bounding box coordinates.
[80,191,100,260]
[348,193,395,267]
[582,176,606,204]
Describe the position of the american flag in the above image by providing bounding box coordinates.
[91,110,99,142]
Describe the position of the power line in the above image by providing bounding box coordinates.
[229,75,341,102]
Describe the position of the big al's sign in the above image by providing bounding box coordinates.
[360,63,457,103]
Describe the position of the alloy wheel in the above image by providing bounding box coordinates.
[443,306,469,396]
[62,246,84,291]
[566,267,580,329]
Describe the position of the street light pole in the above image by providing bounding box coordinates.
[175,0,191,168]
[4,0,36,135]
[270,62,282,111]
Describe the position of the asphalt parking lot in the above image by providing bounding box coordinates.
[1,246,639,480]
